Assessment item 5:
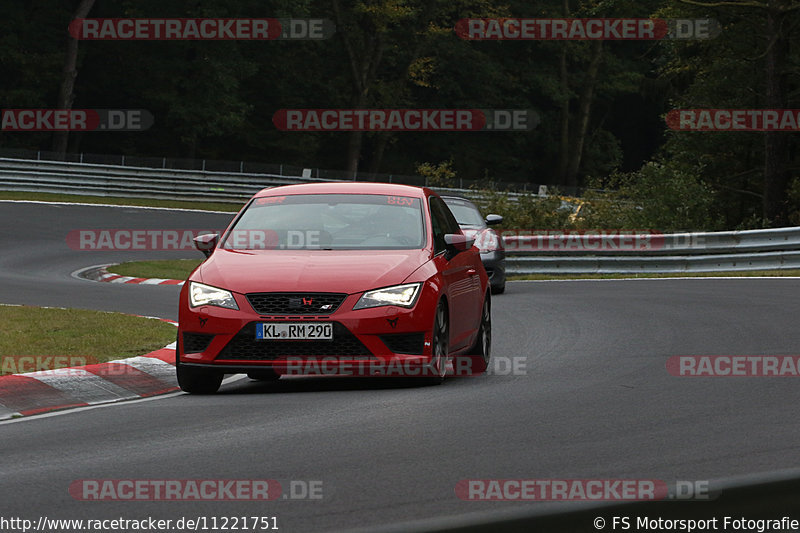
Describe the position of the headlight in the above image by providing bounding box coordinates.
[476,230,502,252]
[353,283,422,310]
[189,282,239,310]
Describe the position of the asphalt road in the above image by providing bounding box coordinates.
[2,201,800,532]
[0,201,235,318]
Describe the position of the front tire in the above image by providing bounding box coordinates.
[247,369,281,381]
[177,362,223,394]
[423,300,449,385]
[176,331,222,393]
[462,293,491,375]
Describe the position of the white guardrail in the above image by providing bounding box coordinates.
[503,228,800,274]
[1,156,799,274]
[0,157,525,203]
[0,157,330,202]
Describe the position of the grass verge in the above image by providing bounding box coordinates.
[0,191,242,212]
[111,259,202,280]
[510,269,800,280]
[0,305,176,375]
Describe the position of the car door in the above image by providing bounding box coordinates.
[429,195,481,350]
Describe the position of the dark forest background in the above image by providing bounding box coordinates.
[1,0,799,230]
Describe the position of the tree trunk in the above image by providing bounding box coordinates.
[331,0,384,175]
[557,46,570,184]
[762,0,790,226]
[557,0,571,184]
[346,131,364,176]
[368,133,392,176]
[345,90,368,175]
[565,39,604,188]
[52,0,95,159]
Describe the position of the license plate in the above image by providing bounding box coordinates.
[256,322,333,340]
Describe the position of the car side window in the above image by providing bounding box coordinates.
[429,197,449,254]
[440,201,462,235]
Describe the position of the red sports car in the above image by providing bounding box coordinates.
[176,182,491,393]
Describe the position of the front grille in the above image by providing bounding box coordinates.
[216,322,372,361]
[246,293,347,315]
[379,333,425,355]
[182,332,215,353]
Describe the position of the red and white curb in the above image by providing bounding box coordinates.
[74,264,184,286]
[0,318,181,420]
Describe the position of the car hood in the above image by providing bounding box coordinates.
[195,249,431,294]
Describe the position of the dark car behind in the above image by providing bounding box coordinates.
[442,196,506,294]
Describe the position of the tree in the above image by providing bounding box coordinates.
[52,0,96,158]
[674,0,800,226]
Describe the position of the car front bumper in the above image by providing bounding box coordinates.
[480,250,506,287]
[177,285,441,376]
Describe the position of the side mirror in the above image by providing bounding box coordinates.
[485,214,503,226]
[193,233,218,258]
[444,233,475,255]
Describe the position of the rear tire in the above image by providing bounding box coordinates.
[491,282,505,295]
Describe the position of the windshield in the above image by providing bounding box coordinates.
[222,193,425,250]
[444,200,486,228]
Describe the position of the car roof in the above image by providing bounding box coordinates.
[441,195,478,206]
[254,182,429,198]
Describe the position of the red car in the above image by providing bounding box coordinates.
[176,182,491,393]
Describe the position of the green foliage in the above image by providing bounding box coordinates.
[787,177,800,226]
[472,162,720,232]
[582,162,722,231]
[472,190,573,229]
[417,159,456,187]
[1,0,798,229]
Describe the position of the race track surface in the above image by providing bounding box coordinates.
[2,202,799,532]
